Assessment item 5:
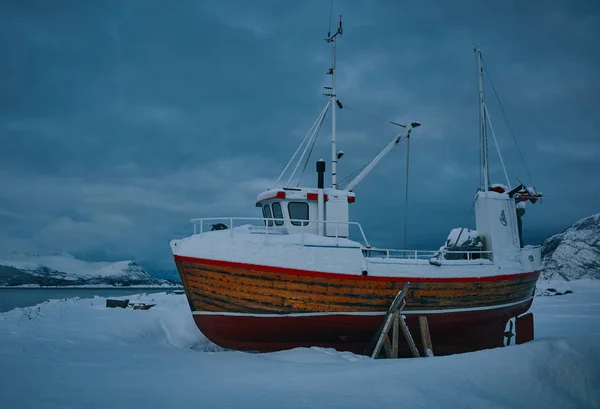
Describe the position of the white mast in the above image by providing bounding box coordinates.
[476,45,489,192]
[326,17,343,189]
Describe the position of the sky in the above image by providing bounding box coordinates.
[1,0,598,275]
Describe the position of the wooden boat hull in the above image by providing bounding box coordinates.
[174,255,539,356]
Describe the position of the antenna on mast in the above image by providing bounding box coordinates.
[326,0,334,39]
[323,15,343,189]
[326,15,343,42]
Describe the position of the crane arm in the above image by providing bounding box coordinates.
[344,122,420,192]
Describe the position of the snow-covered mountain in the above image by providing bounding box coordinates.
[0,253,178,287]
[541,213,600,280]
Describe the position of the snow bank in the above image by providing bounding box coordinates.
[0,282,599,408]
[0,292,214,351]
[536,279,573,296]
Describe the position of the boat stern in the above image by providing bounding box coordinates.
[520,245,542,272]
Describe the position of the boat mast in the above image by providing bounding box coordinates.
[476,45,489,192]
[326,17,343,189]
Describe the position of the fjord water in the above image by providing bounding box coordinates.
[0,288,173,313]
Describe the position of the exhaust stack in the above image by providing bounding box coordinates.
[316,159,326,189]
[316,159,326,235]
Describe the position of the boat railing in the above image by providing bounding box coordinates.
[189,217,492,261]
[362,248,437,260]
[190,217,371,247]
[363,247,493,261]
[439,249,493,261]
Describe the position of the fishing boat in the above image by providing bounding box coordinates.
[170,19,544,357]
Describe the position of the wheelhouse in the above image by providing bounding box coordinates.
[255,187,355,237]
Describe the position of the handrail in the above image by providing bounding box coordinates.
[363,248,437,260]
[189,217,492,261]
[189,216,371,248]
[363,247,493,261]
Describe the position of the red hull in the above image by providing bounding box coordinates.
[193,299,533,356]
[175,255,539,356]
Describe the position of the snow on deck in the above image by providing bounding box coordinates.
[1,281,599,409]
[172,226,524,278]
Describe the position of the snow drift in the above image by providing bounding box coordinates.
[0,282,599,409]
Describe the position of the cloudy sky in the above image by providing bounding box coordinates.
[1,0,598,275]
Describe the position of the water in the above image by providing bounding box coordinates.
[0,288,180,313]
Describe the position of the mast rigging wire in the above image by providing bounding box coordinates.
[484,102,511,189]
[336,105,408,187]
[338,163,368,189]
[481,57,536,190]
[274,102,331,187]
[343,105,406,128]
[286,103,330,186]
[297,108,329,186]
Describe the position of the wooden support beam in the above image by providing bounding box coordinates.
[383,336,392,358]
[391,310,399,359]
[418,316,434,357]
[400,315,420,358]
[371,307,398,359]
[367,282,410,357]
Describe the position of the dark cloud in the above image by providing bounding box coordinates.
[1,0,598,271]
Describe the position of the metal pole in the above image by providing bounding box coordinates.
[331,38,338,189]
[476,45,489,191]
[403,135,410,252]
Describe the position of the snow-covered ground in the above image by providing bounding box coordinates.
[1,282,599,409]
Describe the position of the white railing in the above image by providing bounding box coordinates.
[190,217,493,261]
[441,249,493,261]
[362,248,438,260]
[363,247,493,261]
[190,217,371,247]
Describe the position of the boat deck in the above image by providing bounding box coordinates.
[171,220,532,279]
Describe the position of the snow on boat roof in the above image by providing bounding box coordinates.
[257,188,355,203]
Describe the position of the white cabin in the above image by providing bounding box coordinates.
[255,187,355,237]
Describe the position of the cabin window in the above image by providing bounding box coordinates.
[262,204,273,227]
[288,202,309,226]
[272,202,284,226]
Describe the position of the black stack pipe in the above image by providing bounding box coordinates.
[316,160,326,189]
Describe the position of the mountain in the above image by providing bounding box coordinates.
[541,213,600,281]
[0,253,179,287]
